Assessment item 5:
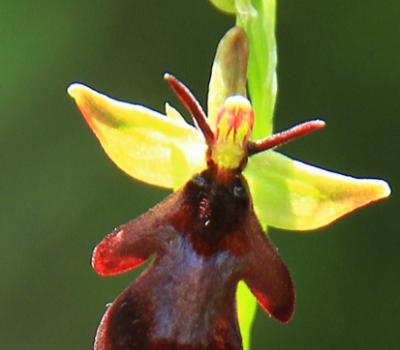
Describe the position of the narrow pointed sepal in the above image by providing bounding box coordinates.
[67,83,206,189]
[244,150,391,231]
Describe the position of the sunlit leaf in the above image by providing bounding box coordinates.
[68,83,206,189]
[245,150,391,230]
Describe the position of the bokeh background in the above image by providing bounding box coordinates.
[1,1,399,349]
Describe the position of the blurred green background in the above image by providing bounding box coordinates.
[1,1,398,349]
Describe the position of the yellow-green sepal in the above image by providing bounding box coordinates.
[244,150,391,231]
[208,26,248,127]
[68,83,206,189]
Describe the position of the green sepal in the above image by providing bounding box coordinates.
[208,26,248,127]
[245,150,391,231]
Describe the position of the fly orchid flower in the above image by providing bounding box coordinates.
[68,27,390,350]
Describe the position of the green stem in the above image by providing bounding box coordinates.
[235,0,277,138]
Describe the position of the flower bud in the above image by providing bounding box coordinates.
[209,0,236,14]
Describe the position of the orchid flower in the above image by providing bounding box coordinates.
[68,4,390,349]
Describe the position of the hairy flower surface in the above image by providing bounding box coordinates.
[68,27,390,350]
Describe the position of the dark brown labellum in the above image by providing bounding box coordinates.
[92,170,294,350]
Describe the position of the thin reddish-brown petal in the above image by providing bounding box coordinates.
[164,73,214,146]
[248,119,325,155]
